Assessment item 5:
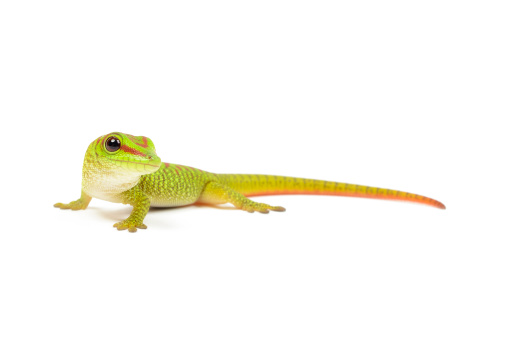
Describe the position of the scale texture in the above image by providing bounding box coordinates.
[54,132,445,232]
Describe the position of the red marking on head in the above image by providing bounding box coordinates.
[96,136,104,145]
[126,134,149,148]
[164,162,170,167]
[120,145,147,157]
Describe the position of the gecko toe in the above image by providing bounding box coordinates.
[54,203,70,209]
[114,222,128,230]
[114,220,144,232]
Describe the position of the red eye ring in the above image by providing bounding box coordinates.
[105,136,121,152]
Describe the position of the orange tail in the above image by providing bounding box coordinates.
[217,174,445,209]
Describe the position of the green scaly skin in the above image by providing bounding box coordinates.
[55,132,445,233]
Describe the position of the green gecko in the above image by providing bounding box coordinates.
[54,132,446,232]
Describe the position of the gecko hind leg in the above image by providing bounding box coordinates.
[198,181,286,214]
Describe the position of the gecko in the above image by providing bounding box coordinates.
[54,132,446,232]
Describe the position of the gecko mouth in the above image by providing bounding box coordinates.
[112,157,162,172]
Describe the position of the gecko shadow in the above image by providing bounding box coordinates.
[92,204,239,223]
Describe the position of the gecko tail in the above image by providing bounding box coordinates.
[216,174,446,210]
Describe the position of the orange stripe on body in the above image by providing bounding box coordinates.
[243,189,446,209]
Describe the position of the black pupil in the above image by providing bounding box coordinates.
[106,137,121,152]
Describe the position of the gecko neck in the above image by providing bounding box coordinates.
[81,150,142,202]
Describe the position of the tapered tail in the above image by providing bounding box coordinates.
[216,174,445,209]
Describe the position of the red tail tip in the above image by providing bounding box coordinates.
[434,201,446,209]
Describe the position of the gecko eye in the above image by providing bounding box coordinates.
[105,136,121,152]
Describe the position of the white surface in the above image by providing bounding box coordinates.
[1,1,506,337]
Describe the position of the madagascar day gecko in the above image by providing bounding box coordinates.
[55,132,445,232]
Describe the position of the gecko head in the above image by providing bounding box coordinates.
[89,132,162,176]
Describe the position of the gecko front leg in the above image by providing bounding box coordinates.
[54,190,92,210]
[114,187,151,233]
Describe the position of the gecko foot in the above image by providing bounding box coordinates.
[54,200,88,210]
[113,220,148,233]
[241,202,286,214]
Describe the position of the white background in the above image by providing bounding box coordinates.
[1,1,506,337]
